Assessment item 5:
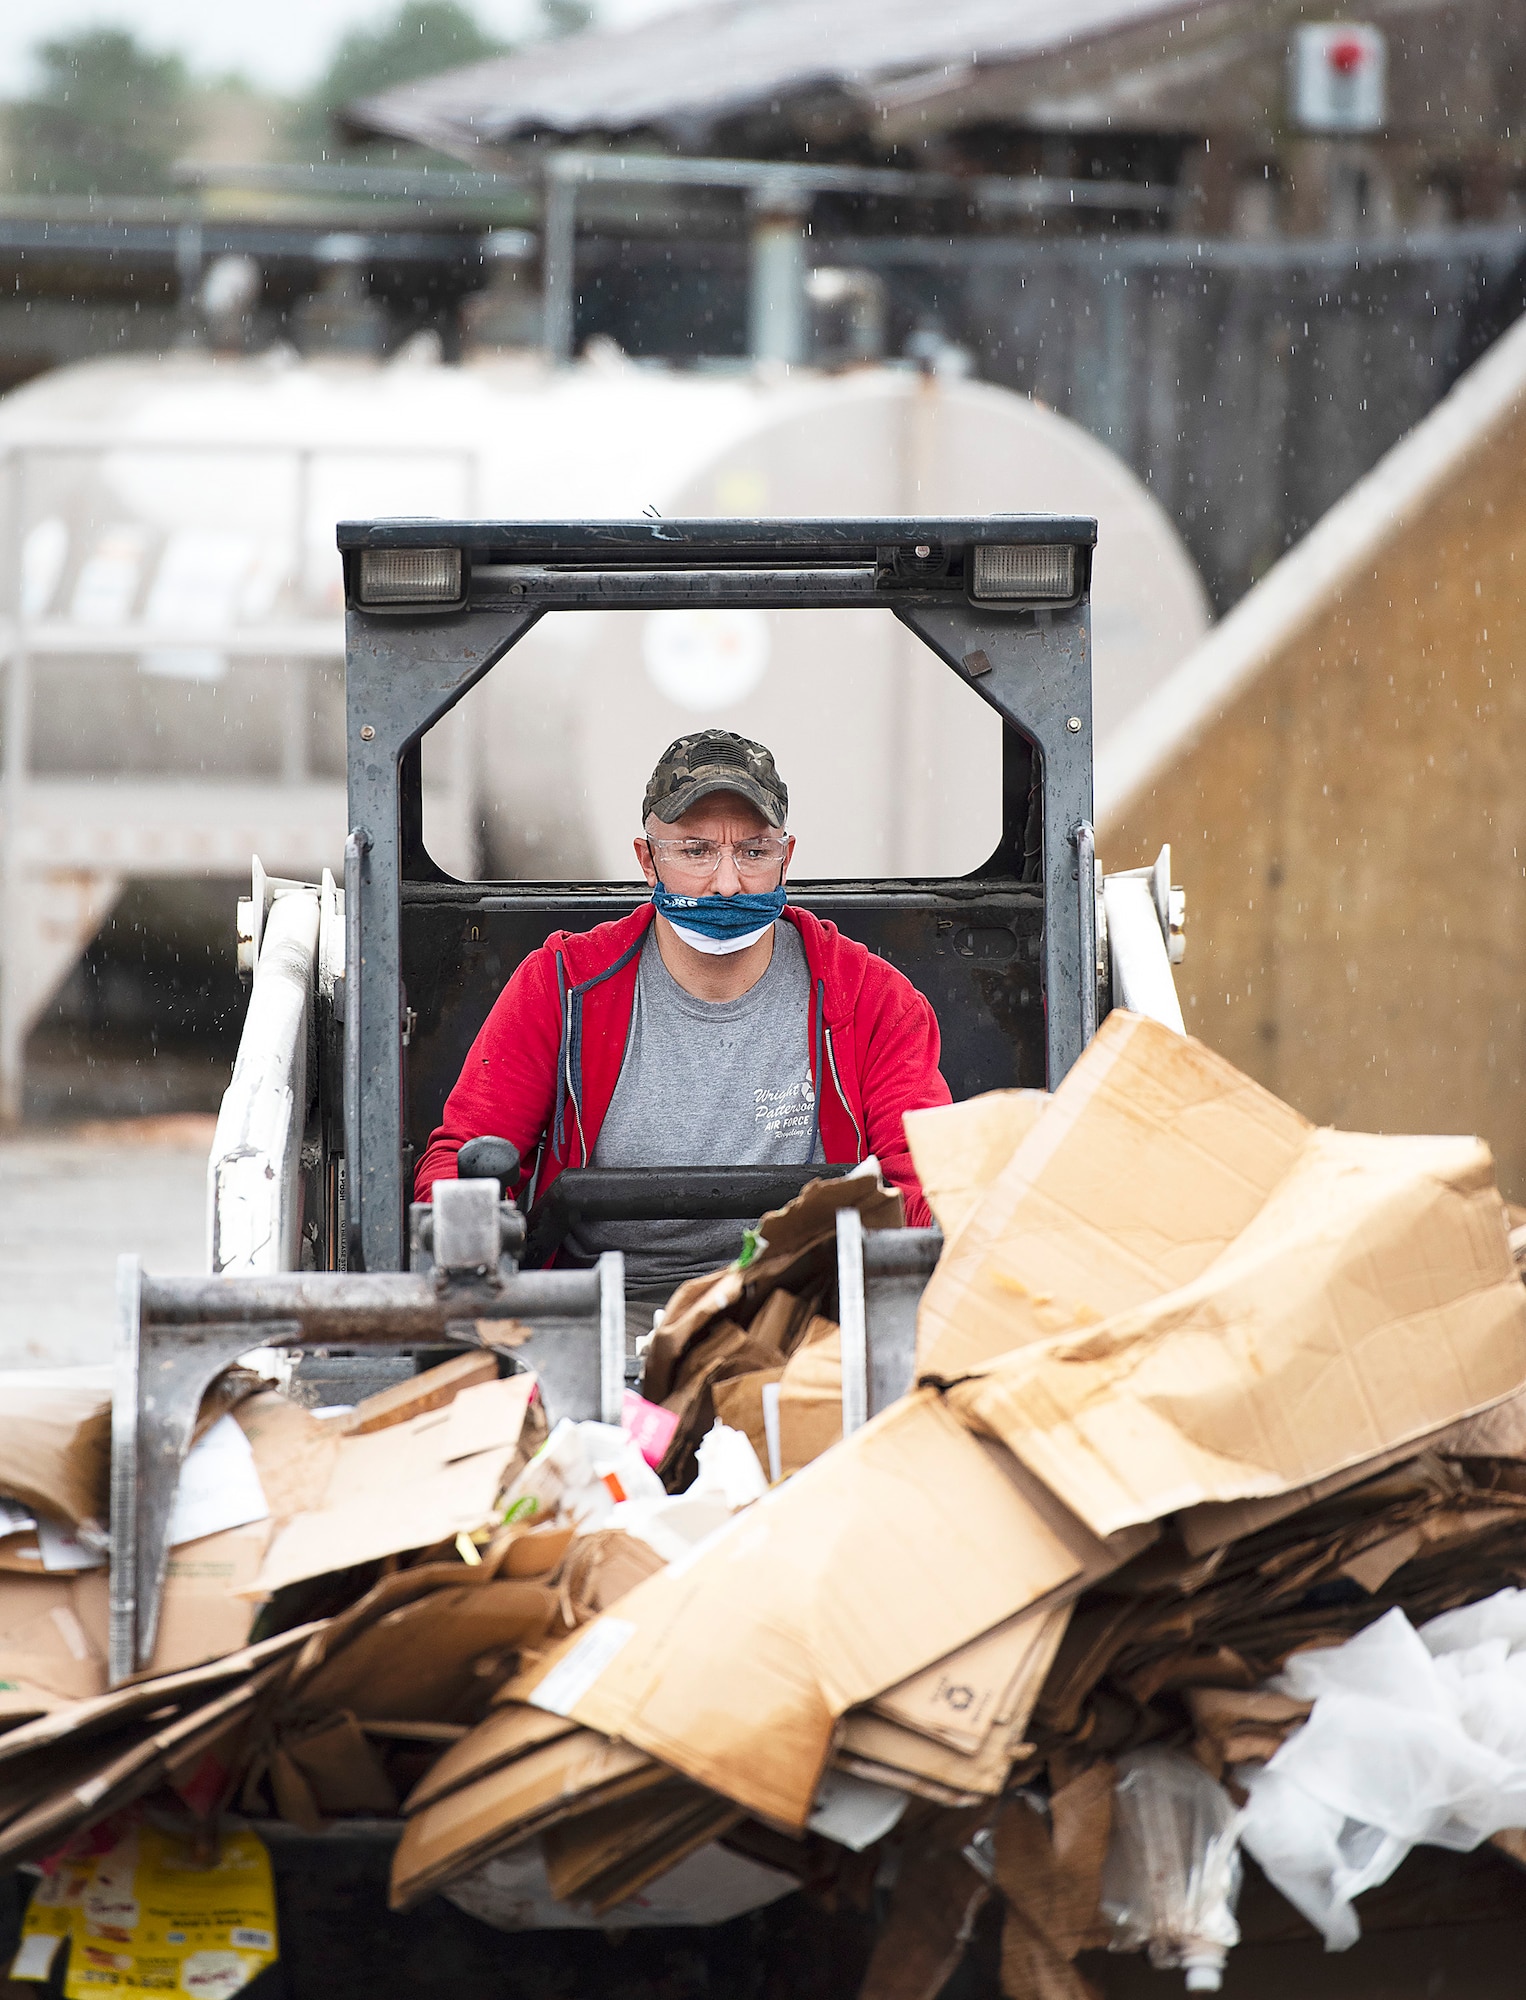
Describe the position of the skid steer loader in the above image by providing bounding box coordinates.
[112,515,1186,1699]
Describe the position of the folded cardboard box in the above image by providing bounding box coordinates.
[644,1169,903,1403]
[836,1706,1026,1805]
[508,1391,1148,1829]
[916,1014,1315,1382]
[924,1015,1526,1535]
[869,1600,1070,1757]
[541,1778,741,1913]
[391,1729,663,1909]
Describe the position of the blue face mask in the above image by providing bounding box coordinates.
[651,882,787,955]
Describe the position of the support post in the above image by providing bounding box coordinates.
[748,188,809,365]
[897,600,1093,1085]
[345,606,540,1271]
[836,1207,868,1436]
[542,164,578,362]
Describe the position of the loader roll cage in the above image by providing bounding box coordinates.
[111,513,1113,1682]
[336,515,1100,1275]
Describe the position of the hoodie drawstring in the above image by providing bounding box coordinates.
[553,931,647,1168]
[806,977,825,1165]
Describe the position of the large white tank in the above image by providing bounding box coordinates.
[0,343,1208,885]
[446,350,1212,877]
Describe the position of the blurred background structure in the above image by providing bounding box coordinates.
[0,0,1523,1223]
[1101,304,1526,1191]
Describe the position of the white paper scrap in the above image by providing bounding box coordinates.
[11,1930,64,1980]
[37,1517,104,1572]
[529,1617,636,1717]
[0,1499,37,1538]
[808,1769,909,1851]
[168,1414,269,1548]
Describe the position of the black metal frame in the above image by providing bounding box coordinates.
[337,516,1097,1273]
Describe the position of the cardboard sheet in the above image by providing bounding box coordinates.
[69,1528,271,1681]
[1175,1416,1476,1557]
[0,1679,70,1726]
[406,1703,578,1814]
[775,1328,843,1477]
[0,1625,318,1776]
[542,1779,740,1911]
[508,1391,1137,1829]
[994,1770,1114,1997]
[855,1805,992,2000]
[903,1090,1050,1248]
[249,1375,537,1595]
[711,1369,785,1480]
[836,1707,1022,1801]
[231,1392,339,1522]
[341,1351,498,1435]
[869,1600,1070,1754]
[292,1576,557,1723]
[0,1367,112,1528]
[1435,1381,1526,1460]
[0,1575,103,1705]
[390,1731,663,1909]
[0,1669,280,1868]
[282,1710,398,1816]
[916,1014,1311,1381]
[947,1117,1526,1537]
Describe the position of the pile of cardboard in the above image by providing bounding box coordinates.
[438,1015,1526,1980]
[9,1012,1526,1998]
[640,1168,902,1487]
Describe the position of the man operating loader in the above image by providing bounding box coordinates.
[415,729,951,1312]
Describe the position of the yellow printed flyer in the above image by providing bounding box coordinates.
[12,1821,278,1999]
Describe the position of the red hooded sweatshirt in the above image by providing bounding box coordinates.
[414,904,950,1229]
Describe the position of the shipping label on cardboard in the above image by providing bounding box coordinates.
[530,1619,637,1717]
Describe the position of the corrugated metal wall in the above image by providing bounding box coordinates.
[837,224,1526,613]
[577,222,1525,612]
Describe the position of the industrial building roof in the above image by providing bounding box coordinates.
[345,0,1223,157]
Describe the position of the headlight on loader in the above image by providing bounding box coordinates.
[356,547,464,606]
[971,544,1076,603]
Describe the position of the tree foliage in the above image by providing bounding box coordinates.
[288,2,509,158]
[540,0,596,32]
[8,30,192,196]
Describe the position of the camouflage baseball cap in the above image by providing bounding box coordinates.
[642,730,788,827]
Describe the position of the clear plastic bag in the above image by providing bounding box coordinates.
[1239,1597,1526,1949]
[1100,1748,1245,1991]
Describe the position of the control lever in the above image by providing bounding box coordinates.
[457,1134,521,1188]
[410,1134,527,1275]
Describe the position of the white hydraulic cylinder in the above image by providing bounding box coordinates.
[207,887,320,1274]
[1103,874,1186,1034]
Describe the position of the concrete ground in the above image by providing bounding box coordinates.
[0,1116,213,1368]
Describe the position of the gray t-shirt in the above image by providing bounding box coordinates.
[563,922,820,1300]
